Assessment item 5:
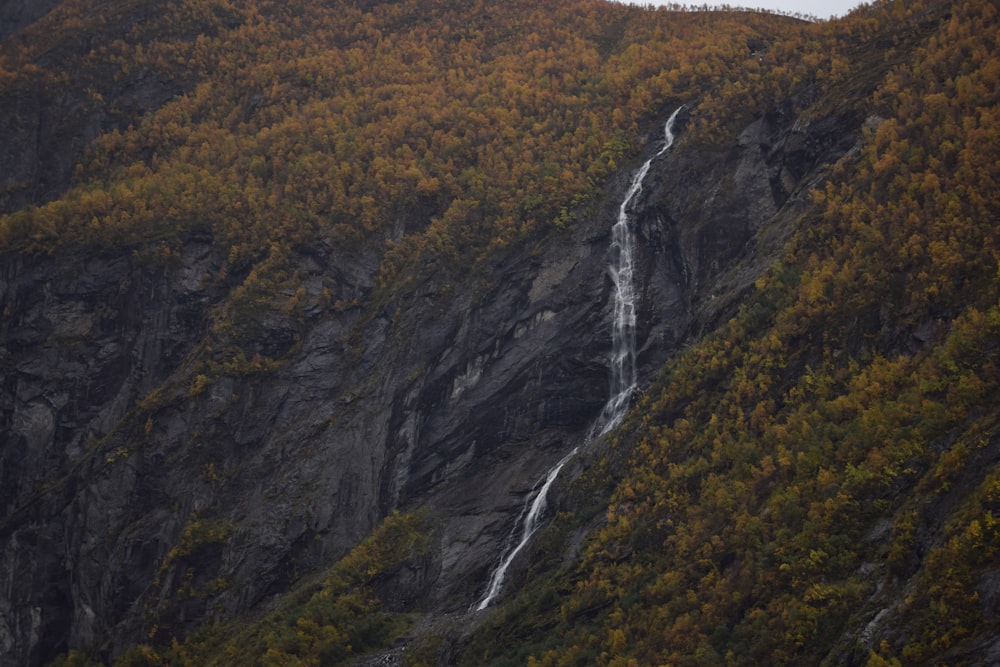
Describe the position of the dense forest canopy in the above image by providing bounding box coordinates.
[0,0,822,369]
[1,0,999,664]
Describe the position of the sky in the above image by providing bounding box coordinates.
[640,1,867,20]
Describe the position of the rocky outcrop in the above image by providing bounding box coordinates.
[633,104,862,354]
[0,103,861,665]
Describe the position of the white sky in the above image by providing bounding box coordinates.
[639,1,867,20]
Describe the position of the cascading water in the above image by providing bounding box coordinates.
[473,447,577,611]
[591,104,683,438]
[474,106,683,611]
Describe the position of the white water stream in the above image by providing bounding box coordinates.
[474,107,683,611]
[473,447,578,611]
[591,104,683,438]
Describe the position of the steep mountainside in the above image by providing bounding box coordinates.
[1,0,998,665]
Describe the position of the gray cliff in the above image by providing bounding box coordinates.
[0,104,860,665]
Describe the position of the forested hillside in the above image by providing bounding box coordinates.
[1,0,998,665]
[459,1,1000,664]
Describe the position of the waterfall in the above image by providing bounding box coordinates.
[473,447,577,611]
[591,104,683,438]
[474,106,683,611]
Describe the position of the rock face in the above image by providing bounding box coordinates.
[0,105,860,665]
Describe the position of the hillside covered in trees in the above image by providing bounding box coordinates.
[1,0,999,665]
